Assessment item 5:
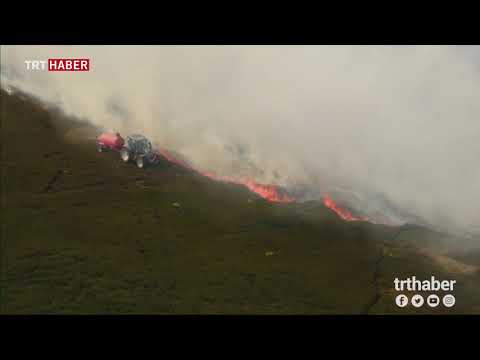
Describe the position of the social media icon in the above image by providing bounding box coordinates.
[427,294,440,308]
[443,294,455,308]
[411,294,424,308]
[395,294,408,308]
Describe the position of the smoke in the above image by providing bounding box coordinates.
[2,45,480,234]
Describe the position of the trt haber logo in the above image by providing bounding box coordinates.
[49,59,89,71]
[24,59,90,71]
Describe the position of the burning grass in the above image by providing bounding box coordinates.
[157,149,371,222]
[3,89,480,314]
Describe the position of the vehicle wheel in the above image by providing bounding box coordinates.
[120,148,130,162]
[97,144,104,152]
[136,157,145,169]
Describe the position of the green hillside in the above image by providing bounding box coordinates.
[1,89,479,314]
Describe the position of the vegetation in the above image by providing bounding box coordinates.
[1,89,479,314]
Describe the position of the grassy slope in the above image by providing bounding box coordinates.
[1,89,479,314]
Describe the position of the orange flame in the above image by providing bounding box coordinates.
[203,172,295,203]
[157,148,193,170]
[158,147,294,203]
[323,195,368,222]
[157,147,368,220]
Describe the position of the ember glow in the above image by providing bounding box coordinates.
[158,148,294,203]
[157,148,193,170]
[158,147,369,221]
[242,179,295,203]
[202,172,295,203]
[323,195,369,222]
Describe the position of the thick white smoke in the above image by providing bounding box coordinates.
[2,45,479,234]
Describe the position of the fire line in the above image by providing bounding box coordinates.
[158,147,367,222]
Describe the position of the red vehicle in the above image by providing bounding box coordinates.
[96,132,125,152]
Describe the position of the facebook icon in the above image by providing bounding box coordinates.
[395,294,409,308]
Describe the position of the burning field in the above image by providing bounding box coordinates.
[158,147,372,222]
[2,44,480,315]
[2,88,480,314]
[4,45,480,238]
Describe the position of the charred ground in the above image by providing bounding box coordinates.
[1,89,480,314]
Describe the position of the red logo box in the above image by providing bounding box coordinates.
[48,59,90,71]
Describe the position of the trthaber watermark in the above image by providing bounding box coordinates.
[394,276,456,292]
[394,276,456,309]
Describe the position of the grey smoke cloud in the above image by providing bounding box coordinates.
[2,45,479,234]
